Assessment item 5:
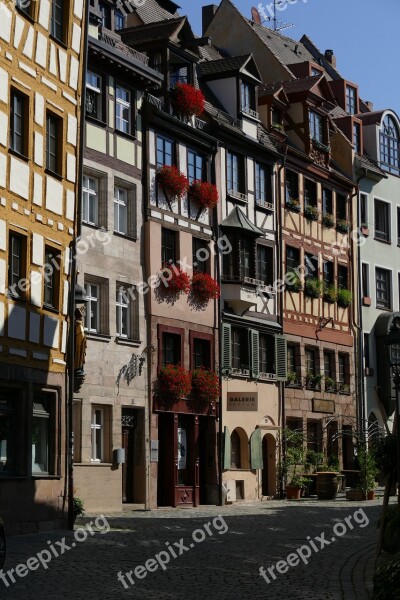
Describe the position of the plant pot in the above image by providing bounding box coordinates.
[316,472,338,500]
[361,226,370,236]
[367,490,375,501]
[286,485,302,500]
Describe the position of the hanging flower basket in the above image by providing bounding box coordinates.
[191,368,220,404]
[191,271,220,304]
[157,165,189,199]
[156,364,192,403]
[189,180,219,210]
[161,263,190,295]
[171,83,205,118]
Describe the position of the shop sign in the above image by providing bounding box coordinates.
[227,393,258,411]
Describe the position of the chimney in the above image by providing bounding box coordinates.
[365,101,374,111]
[202,5,218,35]
[324,49,336,70]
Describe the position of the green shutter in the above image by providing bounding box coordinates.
[250,428,263,469]
[222,323,232,375]
[275,335,288,381]
[223,426,231,470]
[250,329,260,379]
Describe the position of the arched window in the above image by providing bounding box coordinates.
[231,430,241,468]
[380,115,400,174]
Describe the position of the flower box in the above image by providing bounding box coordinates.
[305,278,322,298]
[323,284,337,304]
[161,263,190,296]
[171,83,205,118]
[336,219,349,234]
[286,198,301,212]
[322,213,335,228]
[191,368,220,404]
[158,165,189,199]
[337,288,353,308]
[189,180,219,210]
[156,364,192,404]
[191,271,220,304]
[304,205,320,222]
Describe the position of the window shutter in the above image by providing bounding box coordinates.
[223,426,231,470]
[222,323,232,375]
[275,335,288,381]
[250,329,260,379]
[250,428,263,469]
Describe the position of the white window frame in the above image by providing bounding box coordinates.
[85,283,100,333]
[91,407,104,462]
[82,175,99,226]
[375,265,393,310]
[86,71,102,120]
[114,186,128,235]
[116,286,130,339]
[309,110,324,143]
[116,85,131,134]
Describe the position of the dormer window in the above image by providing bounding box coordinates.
[240,81,256,116]
[271,107,282,126]
[346,86,357,115]
[311,67,323,77]
[380,114,400,175]
[309,110,324,143]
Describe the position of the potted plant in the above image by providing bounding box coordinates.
[336,219,349,234]
[281,429,310,500]
[357,445,378,500]
[72,497,85,524]
[286,271,303,292]
[189,180,219,210]
[156,364,192,404]
[190,271,220,304]
[161,263,190,296]
[327,454,340,472]
[287,371,298,386]
[191,368,220,405]
[324,376,336,392]
[323,283,337,304]
[171,83,205,118]
[322,212,335,228]
[157,165,189,199]
[360,223,370,236]
[305,277,322,299]
[306,373,323,390]
[304,204,320,221]
[286,197,301,212]
[337,288,353,308]
[271,123,285,134]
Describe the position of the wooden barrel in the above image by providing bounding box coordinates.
[316,472,339,500]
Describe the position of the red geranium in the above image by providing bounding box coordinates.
[191,271,220,304]
[171,83,205,117]
[191,368,220,403]
[158,165,189,199]
[161,263,191,295]
[189,181,219,210]
[157,364,192,401]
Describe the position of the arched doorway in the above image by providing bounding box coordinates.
[262,434,276,497]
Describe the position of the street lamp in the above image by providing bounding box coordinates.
[384,315,400,505]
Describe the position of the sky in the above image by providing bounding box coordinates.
[177,0,400,116]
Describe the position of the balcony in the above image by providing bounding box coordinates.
[98,31,149,66]
[145,94,208,132]
[222,276,263,313]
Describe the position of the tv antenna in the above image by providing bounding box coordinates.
[251,2,294,33]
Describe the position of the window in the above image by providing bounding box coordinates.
[227,151,244,194]
[82,175,99,226]
[336,194,347,221]
[380,114,399,175]
[86,72,102,121]
[187,150,204,184]
[271,107,282,126]
[114,186,135,237]
[338,265,348,289]
[364,334,370,370]
[322,188,332,215]
[0,394,15,474]
[305,253,318,281]
[99,2,111,28]
[323,261,334,286]
[170,64,189,87]
[257,245,273,285]
[115,86,131,134]
[32,398,51,474]
[286,246,300,273]
[161,228,177,265]
[44,248,60,309]
[304,179,317,207]
[239,238,251,279]
[360,193,368,226]
[375,199,390,242]
[346,86,357,115]
[192,237,209,274]
[222,235,235,280]
[151,52,162,73]
[285,170,299,202]
[311,67,322,76]
[115,9,125,30]
[309,110,324,142]
[10,90,28,156]
[255,163,272,206]
[46,113,61,175]
[305,348,316,376]
[353,122,361,153]
[85,283,100,332]
[324,352,334,380]
[8,233,25,298]
[287,345,298,379]
[50,0,66,42]
[307,421,322,452]
[91,408,104,462]
[376,267,392,309]
[116,285,138,340]
[362,263,370,298]
[157,135,173,168]
[338,354,350,386]
[192,338,211,369]
[259,334,274,374]
[231,430,241,468]
[241,81,255,114]
[162,332,181,366]
[232,328,249,370]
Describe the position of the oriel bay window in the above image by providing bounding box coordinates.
[223,235,257,282]
[10,89,28,157]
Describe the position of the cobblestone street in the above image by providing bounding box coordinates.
[2,499,382,600]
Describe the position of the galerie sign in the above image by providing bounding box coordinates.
[227,393,258,411]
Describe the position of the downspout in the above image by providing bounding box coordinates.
[67,0,90,531]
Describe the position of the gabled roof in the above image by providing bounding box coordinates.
[358,153,387,178]
[198,44,226,62]
[220,206,264,236]
[121,17,191,46]
[199,54,262,83]
[259,75,336,104]
[134,0,180,25]
[356,111,385,126]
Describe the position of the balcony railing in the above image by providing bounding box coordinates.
[227,189,248,203]
[231,367,250,377]
[242,106,259,120]
[99,31,149,66]
[146,93,162,110]
[215,109,242,129]
[256,198,274,211]
[221,275,264,287]
[259,372,277,381]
